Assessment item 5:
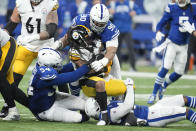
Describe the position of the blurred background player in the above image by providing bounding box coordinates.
[0,0,59,117]
[148,0,196,104]
[0,28,19,120]
[109,0,142,71]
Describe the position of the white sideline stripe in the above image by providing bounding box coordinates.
[28,66,196,80]
[136,85,193,89]
[121,71,196,80]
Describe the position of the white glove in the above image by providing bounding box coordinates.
[152,39,169,53]
[51,40,63,50]
[91,57,109,72]
[17,34,40,46]
[181,21,195,34]
[155,31,165,42]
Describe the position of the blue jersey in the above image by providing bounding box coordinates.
[72,14,120,44]
[28,63,90,115]
[107,101,149,125]
[156,3,196,45]
[111,1,142,33]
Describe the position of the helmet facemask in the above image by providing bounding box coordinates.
[90,4,110,34]
[30,0,43,5]
[177,0,190,7]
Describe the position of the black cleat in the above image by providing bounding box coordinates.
[0,106,8,118]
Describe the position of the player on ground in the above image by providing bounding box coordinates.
[27,48,90,123]
[0,0,59,117]
[148,0,196,104]
[85,78,196,126]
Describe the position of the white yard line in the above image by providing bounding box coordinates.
[28,65,196,80]
[121,71,196,80]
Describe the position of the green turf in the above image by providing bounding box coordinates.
[0,64,196,131]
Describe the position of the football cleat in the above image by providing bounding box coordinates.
[158,86,166,100]
[2,108,20,121]
[97,112,109,126]
[147,94,156,104]
[0,106,8,118]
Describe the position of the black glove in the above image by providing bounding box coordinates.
[0,47,2,59]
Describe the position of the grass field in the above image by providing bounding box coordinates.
[0,64,196,131]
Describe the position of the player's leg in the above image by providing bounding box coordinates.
[0,37,19,120]
[186,108,196,124]
[154,94,185,107]
[38,105,84,123]
[12,46,37,105]
[148,105,186,127]
[160,45,188,99]
[148,41,175,104]
[184,96,196,108]
[124,33,136,71]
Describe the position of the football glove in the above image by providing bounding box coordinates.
[91,57,109,72]
[155,31,165,42]
[181,21,195,34]
[51,40,63,50]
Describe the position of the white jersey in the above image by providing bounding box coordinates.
[0,29,10,47]
[16,0,58,51]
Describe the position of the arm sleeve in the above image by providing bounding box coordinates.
[156,12,172,32]
[59,63,74,73]
[38,64,89,87]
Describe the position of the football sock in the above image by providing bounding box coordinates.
[163,72,181,88]
[96,91,107,111]
[185,96,196,108]
[187,109,196,124]
[152,67,168,95]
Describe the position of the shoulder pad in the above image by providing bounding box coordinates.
[38,66,58,80]
[69,48,81,61]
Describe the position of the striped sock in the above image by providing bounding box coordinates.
[187,109,196,124]
[185,96,196,108]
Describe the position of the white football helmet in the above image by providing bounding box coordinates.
[38,48,63,71]
[85,97,100,119]
[176,0,190,7]
[90,4,110,34]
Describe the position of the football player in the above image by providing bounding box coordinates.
[148,0,196,104]
[52,4,122,125]
[28,48,90,123]
[67,25,128,125]
[85,78,196,126]
[0,28,19,120]
[0,0,59,117]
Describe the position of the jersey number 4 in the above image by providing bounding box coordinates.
[26,17,41,33]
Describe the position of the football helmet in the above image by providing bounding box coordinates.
[85,97,100,119]
[68,25,92,48]
[90,4,110,34]
[37,48,63,71]
[176,0,190,7]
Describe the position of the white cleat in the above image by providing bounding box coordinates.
[2,107,20,121]
[97,120,107,126]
